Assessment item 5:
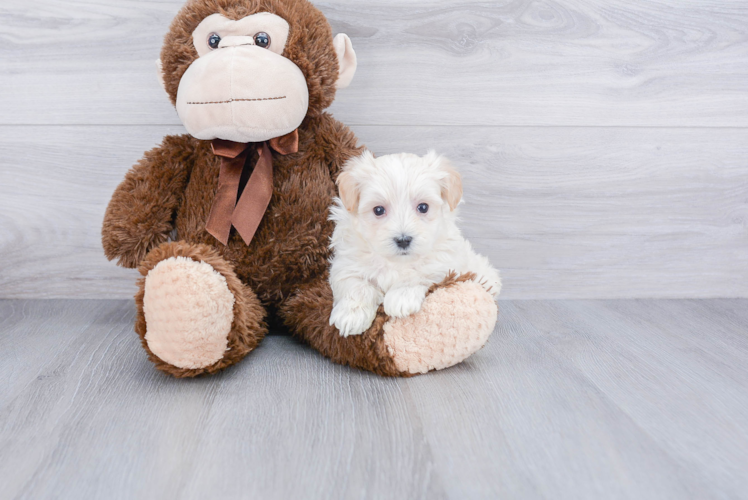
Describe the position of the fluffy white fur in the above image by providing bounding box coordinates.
[328,150,502,337]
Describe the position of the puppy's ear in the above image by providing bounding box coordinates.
[429,151,463,211]
[337,150,375,212]
[336,171,359,212]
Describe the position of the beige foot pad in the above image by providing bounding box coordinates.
[143,256,235,369]
[383,281,498,374]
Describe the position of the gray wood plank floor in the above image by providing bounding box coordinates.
[1,299,746,499]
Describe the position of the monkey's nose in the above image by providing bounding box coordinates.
[395,236,413,249]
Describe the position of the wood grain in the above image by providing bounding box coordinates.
[1,125,746,299]
[1,0,747,126]
[0,1,746,298]
[1,298,746,499]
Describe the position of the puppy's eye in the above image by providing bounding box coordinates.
[417,203,429,214]
[208,33,221,49]
[373,206,386,216]
[254,32,271,48]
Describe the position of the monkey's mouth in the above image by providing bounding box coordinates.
[186,96,287,105]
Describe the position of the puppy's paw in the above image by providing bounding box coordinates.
[485,279,502,297]
[383,286,428,318]
[330,300,378,337]
[476,272,502,298]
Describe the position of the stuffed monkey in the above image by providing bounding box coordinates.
[102,0,498,378]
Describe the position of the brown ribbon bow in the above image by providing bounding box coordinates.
[205,129,299,246]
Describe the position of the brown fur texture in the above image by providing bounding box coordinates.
[281,274,405,377]
[103,0,364,375]
[135,241,268,377]
[102,135,197,269]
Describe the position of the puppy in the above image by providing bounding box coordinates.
[328,150,501,337]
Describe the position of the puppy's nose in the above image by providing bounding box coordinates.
[395,235,413,249]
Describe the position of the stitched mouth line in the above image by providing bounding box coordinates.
[187,96,287,105]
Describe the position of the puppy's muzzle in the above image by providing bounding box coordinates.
[395,235,413,249]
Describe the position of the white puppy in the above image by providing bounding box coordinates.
[328,150,501,337]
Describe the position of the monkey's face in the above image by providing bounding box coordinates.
[176,13,308,143]
[159,0,357,144]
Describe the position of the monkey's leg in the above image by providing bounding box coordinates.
[135,241,267,378]
[280,273,497,376]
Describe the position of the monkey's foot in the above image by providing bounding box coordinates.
[382,275,497,374]
[282,273,497,376]
[136,242,267,377]
[143,256,235,369]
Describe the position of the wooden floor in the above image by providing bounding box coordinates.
[1,299,746,499]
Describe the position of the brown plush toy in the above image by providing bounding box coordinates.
[102,0,498,378]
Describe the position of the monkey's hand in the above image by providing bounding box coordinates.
[102,135,196,269]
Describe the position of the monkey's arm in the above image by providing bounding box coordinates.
[102,135,197,269]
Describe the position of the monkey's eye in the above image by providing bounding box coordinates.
[254,32,271,48]
[417,203,429,214]
[208,33,221,49]
[373,206,386,217]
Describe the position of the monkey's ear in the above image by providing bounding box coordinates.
[429,151,463,211]
[155,59,167,94]
[336,171,360,212]
[333,34,357,89]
